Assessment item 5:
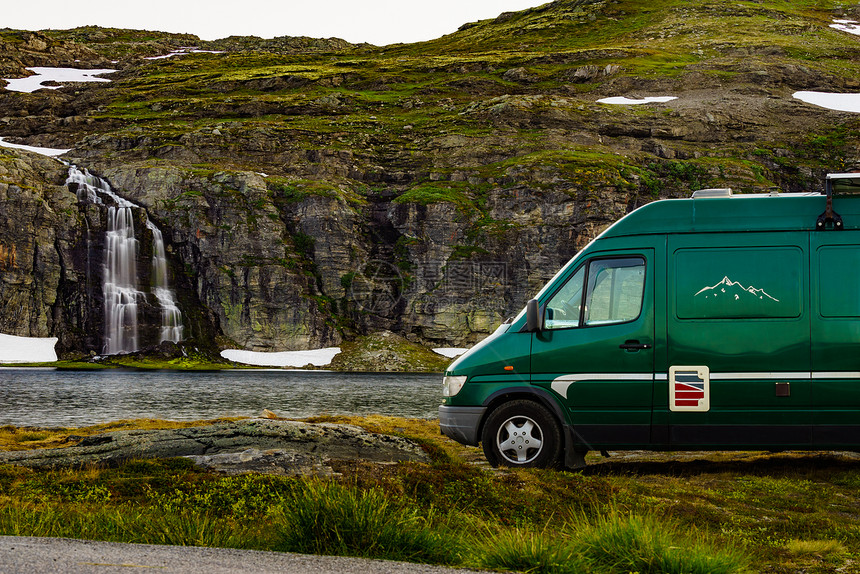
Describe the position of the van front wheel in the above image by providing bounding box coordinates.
[482,400,562,468]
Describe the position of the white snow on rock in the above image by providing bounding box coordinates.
[3,67,117,93]
[793,91,860,113]
[221,347,341,367]
[0,333,58,363]
[145,47,225,60]
[831,19,860,36]
[0,137,71,157]
[433,348,469,358]
[597,96,677,105]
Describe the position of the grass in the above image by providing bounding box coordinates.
[1,416,860,572]
[90,356,235,370]
[0,461,744,572]
[785,539,847,557]
[478,513,746,574]
[270,480,460,563]
[571,512,745,574]
[0,504,247,548]
[0,359,242,370]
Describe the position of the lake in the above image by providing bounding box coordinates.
[0,368,442,427]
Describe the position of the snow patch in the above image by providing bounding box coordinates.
[3,67,117,93]
[0,333,58,363]
[221,347,341,367]
[145,47,225,60]
[597,96,677,105]
[433,348,469,358]
[793,91,860,113]
[831,19,860,36]
[0,137,71,157]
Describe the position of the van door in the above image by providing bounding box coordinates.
[666,232,811,448]
[810,232,860,447]
[531,248,655,448]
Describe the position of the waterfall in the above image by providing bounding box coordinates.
[66,166,184,353]
[103,204,143,354]
[66,167,106,205]
[147,221,183,344]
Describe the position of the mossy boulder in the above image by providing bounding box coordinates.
[329,331,452,372]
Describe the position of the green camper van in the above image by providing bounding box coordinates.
[440,173,860,469]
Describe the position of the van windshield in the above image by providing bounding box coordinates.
[545,266,585,329]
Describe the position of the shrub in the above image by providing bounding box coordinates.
[474,511,746,574]
[475,527,584,574]
[572,512,746,574]
[271,480,459,564]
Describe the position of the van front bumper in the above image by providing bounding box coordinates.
[439,405,486,446]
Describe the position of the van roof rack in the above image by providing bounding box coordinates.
[816,172,860,230]
[826,172,860,196]
[691,188,732,198]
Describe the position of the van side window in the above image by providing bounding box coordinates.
[674,247,802,320]
[545,266,585,329]
[819,246,860,317]
[584,258,646,326]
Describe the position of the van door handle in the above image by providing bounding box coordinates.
[619,341,652,351]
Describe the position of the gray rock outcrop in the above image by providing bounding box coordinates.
[0,419,429,475]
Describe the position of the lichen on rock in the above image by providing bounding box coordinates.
[0,419,429,476]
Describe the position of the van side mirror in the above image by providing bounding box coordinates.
[525,299,543,332]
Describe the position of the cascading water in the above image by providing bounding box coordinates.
[66,166,184,354]
[103,203,143,354]
[147,221,183,343]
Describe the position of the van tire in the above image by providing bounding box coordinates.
[481,400,562,469]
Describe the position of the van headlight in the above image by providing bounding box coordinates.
[442,375,467,397]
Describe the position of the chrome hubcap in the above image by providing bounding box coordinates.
[496,415,543,464]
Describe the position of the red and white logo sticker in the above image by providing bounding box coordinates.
[669,366,710,412]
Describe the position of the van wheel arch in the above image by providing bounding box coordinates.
[481,387,568,428]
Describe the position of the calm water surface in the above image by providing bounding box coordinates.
[0,369,442,427]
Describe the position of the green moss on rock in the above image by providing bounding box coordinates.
[328,331,452,372]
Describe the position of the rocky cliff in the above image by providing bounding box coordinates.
[0,0,859,357]
[0,150,94,353]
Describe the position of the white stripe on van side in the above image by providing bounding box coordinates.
[550,371,860,399]
[551,373,653,398]
[812,372,860,379]
[711,371,860,380]
[553,373,655,382]
[709,372,811,380]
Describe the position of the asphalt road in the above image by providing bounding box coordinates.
[0,536,484,574]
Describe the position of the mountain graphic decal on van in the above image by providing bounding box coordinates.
[694,276,779,302]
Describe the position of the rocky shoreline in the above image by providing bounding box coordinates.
[0,418,429,476]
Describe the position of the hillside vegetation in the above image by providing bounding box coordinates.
[0,0,858,358]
